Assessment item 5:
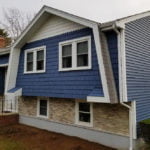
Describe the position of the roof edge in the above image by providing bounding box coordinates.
[0,47,10,55]
[13,5,100,48]
[101,10,150,29]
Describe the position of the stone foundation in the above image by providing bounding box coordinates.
[18,96,129,136]
[93,103,129,136]
[49,98,75,124]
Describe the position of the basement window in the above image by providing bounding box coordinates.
[59,36,91,71]
[76,102,93,127]
[37,99,49,118]
[24,46,46,73]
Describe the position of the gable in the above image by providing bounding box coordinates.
[29,15,85,42]
[7,6,117,104]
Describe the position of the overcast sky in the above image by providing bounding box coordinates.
[0,0,150,23]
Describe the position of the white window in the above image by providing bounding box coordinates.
[24,46,46,73]
[59,36,91,71]
[37,99,49,118]
[75,102,93,127]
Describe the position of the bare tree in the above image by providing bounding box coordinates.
[0,8,35,41]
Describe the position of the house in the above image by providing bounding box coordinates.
[0,37,10,112]
[2,5,150,149]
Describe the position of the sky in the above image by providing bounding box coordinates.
[0,0,150,23]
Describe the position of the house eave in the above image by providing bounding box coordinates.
[0,47,10,56]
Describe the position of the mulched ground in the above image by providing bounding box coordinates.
[0,124,116,150]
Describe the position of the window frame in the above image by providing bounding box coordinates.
[75,101,93,127]
[24,46,46,74]
[59,36,91,71]
[37,98,49,119]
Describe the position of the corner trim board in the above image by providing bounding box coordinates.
[120,29,128,102]
[132,101,137,139]
[93,25,110,103]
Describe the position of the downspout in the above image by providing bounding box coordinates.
[112,24,133,150]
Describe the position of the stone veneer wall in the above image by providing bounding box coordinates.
[18,96,129,136]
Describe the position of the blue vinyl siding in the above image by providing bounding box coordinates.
[125,16,150,122]
[105,31,119,96]
[0,54,9,65]
[16,28,103,99]
[88,88,104,97]
[0,68,5,94]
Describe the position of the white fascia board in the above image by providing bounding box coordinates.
[116,11,150,28]
[13,6,97,49]
[44,6,97,28]
[87,96,109,103]
[5,47,21,92]
[12,8,46,48]
[0,50,10,56]
[0,63,8,67]
[93,25,110,103]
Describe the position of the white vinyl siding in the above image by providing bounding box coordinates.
[29,15,84,42]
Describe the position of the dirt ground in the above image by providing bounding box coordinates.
[0,124,115,150]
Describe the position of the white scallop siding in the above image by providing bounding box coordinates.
[125,16,150,122]
[29,15,84,42]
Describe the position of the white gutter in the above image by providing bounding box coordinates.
[112,24,133,150]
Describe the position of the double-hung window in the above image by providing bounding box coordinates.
[76,102,93,127]
[24,46,46,73]
[59,36,91,71]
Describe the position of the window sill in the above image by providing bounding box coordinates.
[59,66,92,72]
[37,115,49,119]
[24,70,46,74]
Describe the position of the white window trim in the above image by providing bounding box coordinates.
[59,36,92,71]
[75,101,93,127]
[24,46,46,74]
[37,98,49,119]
